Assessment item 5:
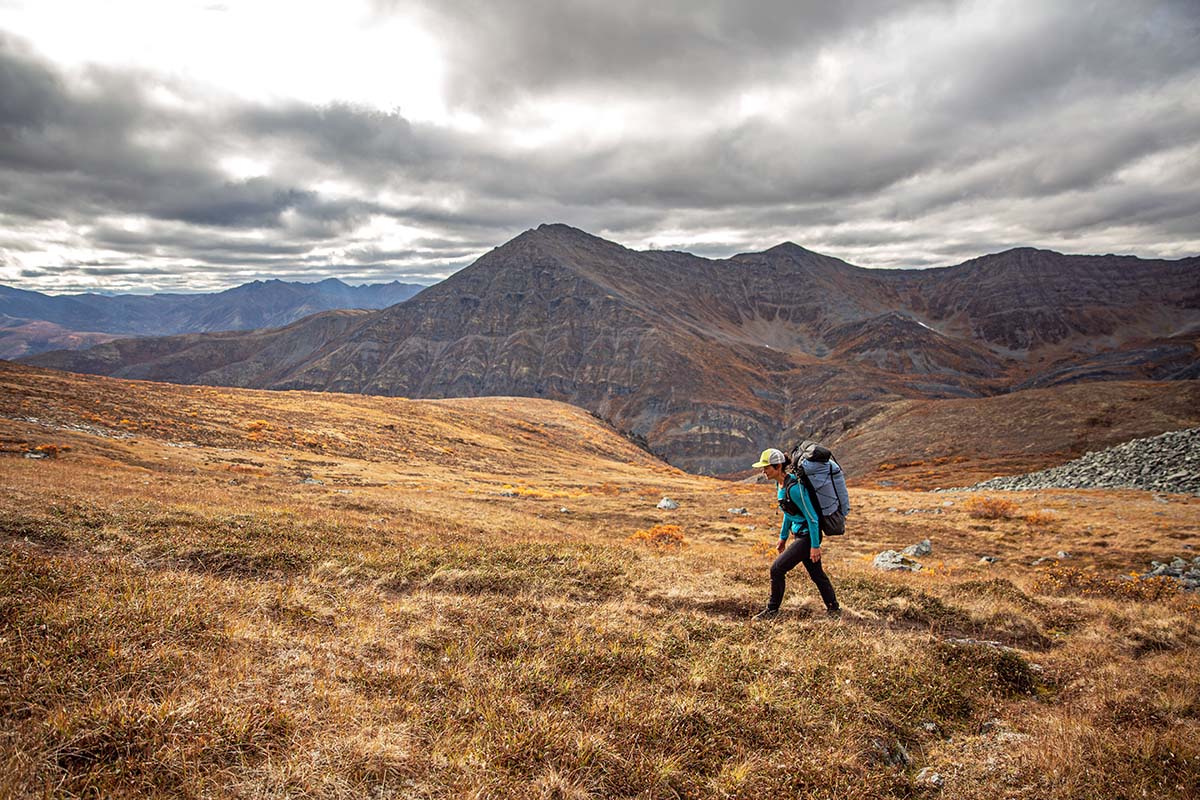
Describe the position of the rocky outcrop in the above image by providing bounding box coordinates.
[1138,556,1200,591]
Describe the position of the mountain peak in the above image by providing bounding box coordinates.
[524,222,623,247]
[537,222,586,234]
[764,241,814,255]
[479,224,637,266]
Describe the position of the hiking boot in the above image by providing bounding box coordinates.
[826,607,842,619]
[752,608,779,621]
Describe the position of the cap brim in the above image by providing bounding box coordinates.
[751,460,770,468]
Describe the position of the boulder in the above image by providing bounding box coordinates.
[873,550,922,572]
[903,539,933,557]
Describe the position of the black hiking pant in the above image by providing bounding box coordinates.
[768,535,838,611]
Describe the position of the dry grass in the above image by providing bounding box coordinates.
[1,362,1199,798]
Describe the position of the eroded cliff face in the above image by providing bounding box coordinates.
[26,225,1200,474]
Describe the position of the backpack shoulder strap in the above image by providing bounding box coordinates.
[779,473,802,516]
[795,470,823,517]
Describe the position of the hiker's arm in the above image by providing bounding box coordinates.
[792,483,821,549]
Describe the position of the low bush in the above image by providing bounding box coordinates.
[748,540,777,560]
[31,444,72,458]
[963,495,1019,520]
[1034,566,1181,602]
[1023,509,1058,528]
[628,524,685,549]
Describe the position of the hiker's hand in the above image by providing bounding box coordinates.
[811,546,822,563]
[777,539,786,554]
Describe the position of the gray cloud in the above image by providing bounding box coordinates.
[77,265,177,276]
[386,0,959,110]
[1,0,1199,294]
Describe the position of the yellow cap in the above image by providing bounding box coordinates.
[752,448,786,468]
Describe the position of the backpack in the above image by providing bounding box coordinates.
[784,440,849,536]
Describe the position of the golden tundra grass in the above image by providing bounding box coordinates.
[1,363,1198,798]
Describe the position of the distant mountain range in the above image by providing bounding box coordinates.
[0,277,426,358]
[24,224,1200,473]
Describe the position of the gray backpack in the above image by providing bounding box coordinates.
[788,441,850,536]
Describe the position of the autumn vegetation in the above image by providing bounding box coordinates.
[1,362,1198,799]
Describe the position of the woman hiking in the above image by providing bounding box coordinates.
[751,448,840,620]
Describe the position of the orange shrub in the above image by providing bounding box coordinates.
[1023,510,1058,528]
[877,463,898,471]
[963,495,1019,520]
[749,540,777,560]
[501,484,571,500]
[628,524,685,549]
[245,420,271,432]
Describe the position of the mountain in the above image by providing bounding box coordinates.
[23,224,1200,473]
[0,277,426,358]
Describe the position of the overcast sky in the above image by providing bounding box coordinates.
[1,0,1198,294]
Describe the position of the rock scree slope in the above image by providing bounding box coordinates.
[965,427,1200,495]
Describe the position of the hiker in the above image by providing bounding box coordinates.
[751,448,840,620]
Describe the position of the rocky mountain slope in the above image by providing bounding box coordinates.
[0,277,425,358]
[967,426,1200,495]
[24,224,1200,473]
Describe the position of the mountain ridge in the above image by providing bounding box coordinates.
[23,225,1200,473]
[0,277,427,358]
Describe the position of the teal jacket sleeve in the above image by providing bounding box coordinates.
[790,482,822,548]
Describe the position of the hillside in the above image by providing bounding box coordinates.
[23,225,1200,473]
[0,317,121,358]
[0,278,425,358]
[819,380,1200,488]
[2,362,1198,798]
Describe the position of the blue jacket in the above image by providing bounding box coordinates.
[778,480,821,548]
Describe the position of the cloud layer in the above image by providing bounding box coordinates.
[1,0,1198,293]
